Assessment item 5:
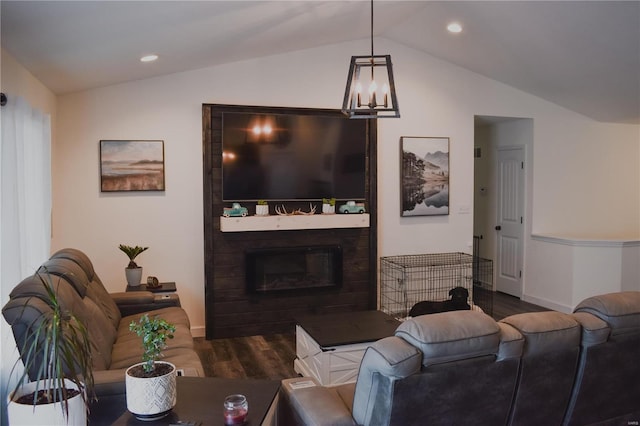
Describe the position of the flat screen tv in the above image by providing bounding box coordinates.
[222,109,367,201]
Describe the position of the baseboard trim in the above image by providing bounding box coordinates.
[522,294,572,313]
[191,325,205,338]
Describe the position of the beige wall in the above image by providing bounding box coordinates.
[1,49,57,117]
[7,39,637,336]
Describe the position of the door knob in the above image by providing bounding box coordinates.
[495,226,502,231]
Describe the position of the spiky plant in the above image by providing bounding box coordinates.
[118,244,148,269]
[7,268,95,418]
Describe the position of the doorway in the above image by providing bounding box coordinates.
[473,116,532,298]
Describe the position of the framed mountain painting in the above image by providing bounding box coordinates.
[400,136,449,216]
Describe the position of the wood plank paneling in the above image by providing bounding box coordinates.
[202,104,377,338]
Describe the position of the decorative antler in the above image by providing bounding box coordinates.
[275,204,317,216]
[275,205,289,216]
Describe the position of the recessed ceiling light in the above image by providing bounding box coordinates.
[447,22,463,34]
[140,54,158,63]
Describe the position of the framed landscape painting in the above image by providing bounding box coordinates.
[100,140,165,192]
[401,136,449,216]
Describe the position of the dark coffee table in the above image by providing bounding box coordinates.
[89,376,280,425]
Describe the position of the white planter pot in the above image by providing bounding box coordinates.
[125,267,143,287]
[125,361,177,421]
[322,204,335,214]
[7,379,87,426]
[255,204,269,216]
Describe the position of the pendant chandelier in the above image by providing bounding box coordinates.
[342,0,400,119]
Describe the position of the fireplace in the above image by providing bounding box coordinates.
[246,246,342,293]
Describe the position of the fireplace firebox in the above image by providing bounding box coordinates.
[246,246,343,293]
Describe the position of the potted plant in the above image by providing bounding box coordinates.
[6,269,95,425]
[255,200,269,216]
[322,198,336,214]
[125,314,177,420]
[119,244,148,287]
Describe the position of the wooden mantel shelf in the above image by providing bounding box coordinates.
[220,213,370,232]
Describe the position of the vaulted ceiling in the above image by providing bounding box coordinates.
[2,1,639,123]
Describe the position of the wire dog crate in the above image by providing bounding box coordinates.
[380,252,493,319]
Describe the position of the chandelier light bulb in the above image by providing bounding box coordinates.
[369,80,377,95]
[382,83,389,108]
[252,125,262,135]
[355,82,363,107]
[369,80,378,107]
[262,124,272,135]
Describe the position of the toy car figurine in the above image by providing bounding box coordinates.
[223,202,248,217]
[338,201,366,214]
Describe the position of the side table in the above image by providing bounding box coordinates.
[126,281,177,293]
[294,310,400,386]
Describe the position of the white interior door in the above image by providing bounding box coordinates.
[495,147,524,297]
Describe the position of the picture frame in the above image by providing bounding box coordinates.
[400,136,449,216]
[100,140,165,192]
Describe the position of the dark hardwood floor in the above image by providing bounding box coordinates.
[193,291,548,380]
[491,291,549,320]
[194,332,297,379]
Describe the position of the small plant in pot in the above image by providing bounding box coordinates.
[5,269,95,425]
[119,244,148,287]
[255,200,269,216]
[125,314,177,420]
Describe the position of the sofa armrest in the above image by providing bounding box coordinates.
[278,377,356,426]
[92,368,127,397]
[111,291,154,305]
[110,291,181,317]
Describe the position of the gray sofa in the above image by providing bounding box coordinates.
[279,291,640,426]
[2,248,204,397]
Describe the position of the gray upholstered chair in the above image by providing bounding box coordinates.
[279,310,524,426]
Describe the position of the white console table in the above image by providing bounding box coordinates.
[294,311,400,386]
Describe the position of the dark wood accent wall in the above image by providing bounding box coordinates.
[202,104,377,339]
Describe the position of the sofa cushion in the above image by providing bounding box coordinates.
[110,308,195,369]
[39,259,89,298]
[51,248,97,280]
[500,311,581,356]
[574,291,640,337]
[81,298,116,370]
[280,378,357,426]
[85,283,122,330]
[395,310,501,367]
[51,248,122,328]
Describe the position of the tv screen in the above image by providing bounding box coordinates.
[222,111,367,201]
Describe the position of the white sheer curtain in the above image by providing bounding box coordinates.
[0,94,52,419]
[1,94,52,289]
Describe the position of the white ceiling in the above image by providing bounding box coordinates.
[2,1,639,124]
